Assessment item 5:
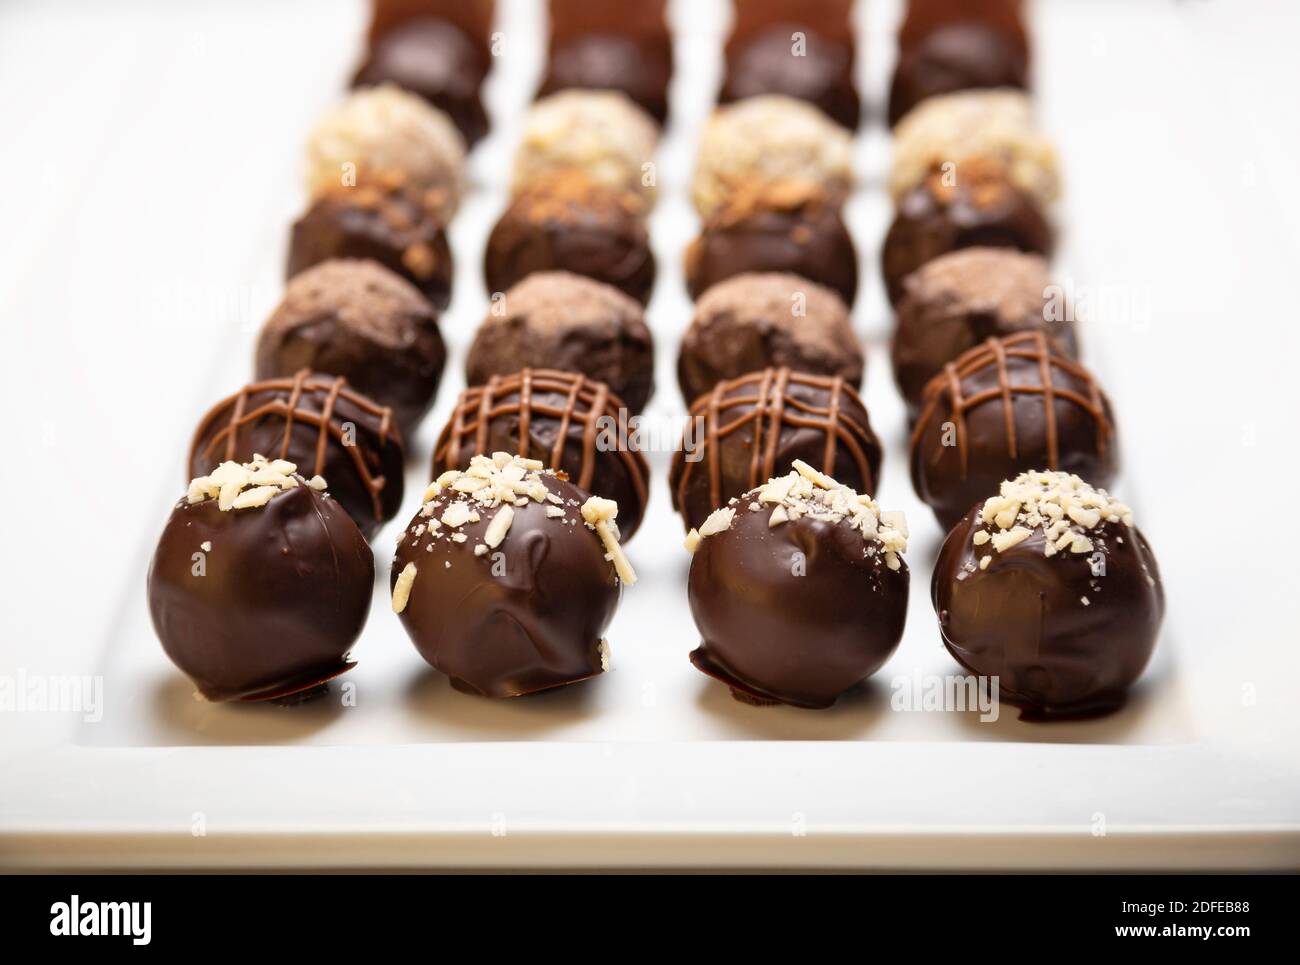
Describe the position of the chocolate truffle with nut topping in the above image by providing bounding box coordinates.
[933,471,1164,718]
[891,247,1075,416]
[148,455,373,702]
[466,271,656,414]
[678,272,863,406]
[391,452,636,697]
[686,462,910,709]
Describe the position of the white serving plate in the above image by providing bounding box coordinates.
[1,0,1297,870]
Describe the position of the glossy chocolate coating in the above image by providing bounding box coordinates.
[434,369,651,540]
[353,18,489,147]
[391,474,621,697]
[688,500,909,708]
[888,21,1027,126]
[897,0,1028,59]
[686,184,858,306]
[727,0,855,50]
[484,172,656,305]
[288,188,454,310]
[678,272,863,406]
[911,333,1119,531]
[466,271,656,414]
[547,0,668,46]
[148,483,373,702]
[882,166,1053,305]
[255,259,446,438]
[891,248,1075,416]
[538,33,672,125]
[366,0,496,58]
[933,506,1164,718]
[670,368,882,533]
[720,25,859,130]
[189,372,404,540]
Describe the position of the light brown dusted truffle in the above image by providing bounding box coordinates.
[692,95,854,220]
[466,271,656,414]
[677,272,863,405]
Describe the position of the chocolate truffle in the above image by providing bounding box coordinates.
[287,187,454,310]
[888,21,1028,126]
[512,91,659,208]
[434,369,651,541]
[367,0,496,57]
[148,455,373,702]
[891,247,1075,415]
[686,463,910,708]
[538,33,672,125]
[881,162,1053,305]
[671,368,882,533]
[728,0,855,50]
[890,89,1059,208]
[190,371,404,540]
[484,171,655,305]
[678,272,863,406]
[685,180,858,306]
[911,333,1119,531]
[466,271,656,414]
[391,453,637,697]
[720,25,859,130]
[693,95,854,219]
[353,18,489,147]
[898,0,1028,59]
[933,471,1164,718]
[305,85,466,223]
[255,259,446,437]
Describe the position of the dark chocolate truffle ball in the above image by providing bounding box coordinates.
[190,371,404,540]
[538,33,672,125]
[466,271,656,414]
[891,247,1075,416]
[670,368,882,533]
[685,181,858,306]
[353,17,489,147]
[881,164,1053,305]
[898,0,1029,59]
[148,456,373,702]
[720,25,859,130]
[484,171,656,306]
[366,0,497,57]
[391,454,635,697]
[434,369,651,541]
[911,333,1119,531]
[287,187,454,309]
[727,0,856,50]
[933,471,1164,718]
[678,272,863,406]
[255,259,446,437]
[888,22,1028,126]
[687,466,910,708]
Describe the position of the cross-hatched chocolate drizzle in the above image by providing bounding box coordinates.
[436,368,649,503]
[190,370,396,523]
[913,331,1112,478]
[677,367,878,512]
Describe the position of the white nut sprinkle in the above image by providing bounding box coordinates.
[392,562,417,614]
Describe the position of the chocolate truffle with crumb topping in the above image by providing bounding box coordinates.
[678,272,863,406]
[466,272,656,414]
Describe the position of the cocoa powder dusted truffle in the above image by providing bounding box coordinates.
[287,187,454,309]
[882,162,1053,305]
[933,471,1164,719]
[720,25,859,130]
[910,333,1119,531]
[255,259,447,437]
[484,171,656,305]
[434,369,651,541]
[190,372,405,541]
[466,271,656,414]
[686,180,858,306]
[678,272,863,406]
[891,247,1075,415]
[148,455,373,702]
[305,85,467,223]
[670,368,882,533]
[692,96,854,220]
[888,21,1028,126]
[890,89,1059,208]
[686,462,910,709]
[391,452,636,697]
